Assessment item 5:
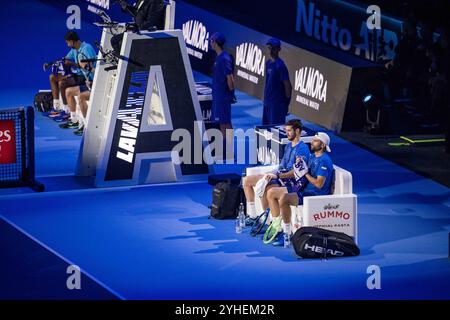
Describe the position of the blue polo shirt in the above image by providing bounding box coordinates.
[280,141,310,171]
[212,51,234,124]
[304,152,334,196]
[66,41,97,80]
[264,57,289,106]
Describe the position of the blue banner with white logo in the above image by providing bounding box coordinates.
[176,1,379,132]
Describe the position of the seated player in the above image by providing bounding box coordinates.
[265,132,334,247]
[45,59,72,116]
[59,34,96,130]
[242,119,310,226]
[47,31,96,121]
[62,81,92,132]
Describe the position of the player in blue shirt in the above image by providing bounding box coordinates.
[243,119,310,225]
[262,38,292,125]
[266,132,334,246]
[48,31,96,119]
[210,32,235,160]
[59,32,97,130]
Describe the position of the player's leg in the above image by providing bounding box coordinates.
[272,192,300,247]
[73,89,90,135]
[243,174,265,220]
[58,76,77,112]
[78,91,90,119]
[263,186,288,244]
[260,183,278,211]
[49,74,63,110]
[60,86,80,128]
[266,186,288,218]
[280,192,300,225]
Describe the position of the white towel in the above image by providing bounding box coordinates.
[255,177,269,198]
[294,157,308,181]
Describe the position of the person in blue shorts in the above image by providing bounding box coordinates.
[210,32,235,160]
[262,38,292,125]
[48,31,96,114]
[60,32,96,131]
[211,32,235,131]
[266,132,334,246]
[243,119,310,225]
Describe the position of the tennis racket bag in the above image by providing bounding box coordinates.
[34,91,53,112]
[292,227,360,259]
[210,181,242,219]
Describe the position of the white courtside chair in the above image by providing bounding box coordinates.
[246,164,358,243]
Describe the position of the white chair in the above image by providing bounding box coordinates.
[246,164,358,243]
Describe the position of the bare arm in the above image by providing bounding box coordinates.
[278,169,294,179]
[227,74,235,92]
[264,169,294,181]
[64,59,78,68]
[305,174,326,188]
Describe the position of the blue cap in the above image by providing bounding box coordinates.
[210,32,226,45]
[266,38,281,48]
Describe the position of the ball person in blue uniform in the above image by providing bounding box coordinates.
[210,32,235,157]
[263,38,292,125]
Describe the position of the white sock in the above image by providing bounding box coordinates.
[272,216,282,231]
[78,116,85,128]
[70,112,78,123]
[282,221,292,236]
[53,99,60,110]
[247,202,257,219]
[63,104,69,113]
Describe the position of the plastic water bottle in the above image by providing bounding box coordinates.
[235,216,242,234]
[238,203,245,229]
[284,233,291,248]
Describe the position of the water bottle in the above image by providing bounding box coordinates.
[238,203,245,228]
[284,233,291,248]
[235,216,242,234]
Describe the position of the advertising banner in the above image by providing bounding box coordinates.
[176,1,369,131]
[0,120,16,165]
